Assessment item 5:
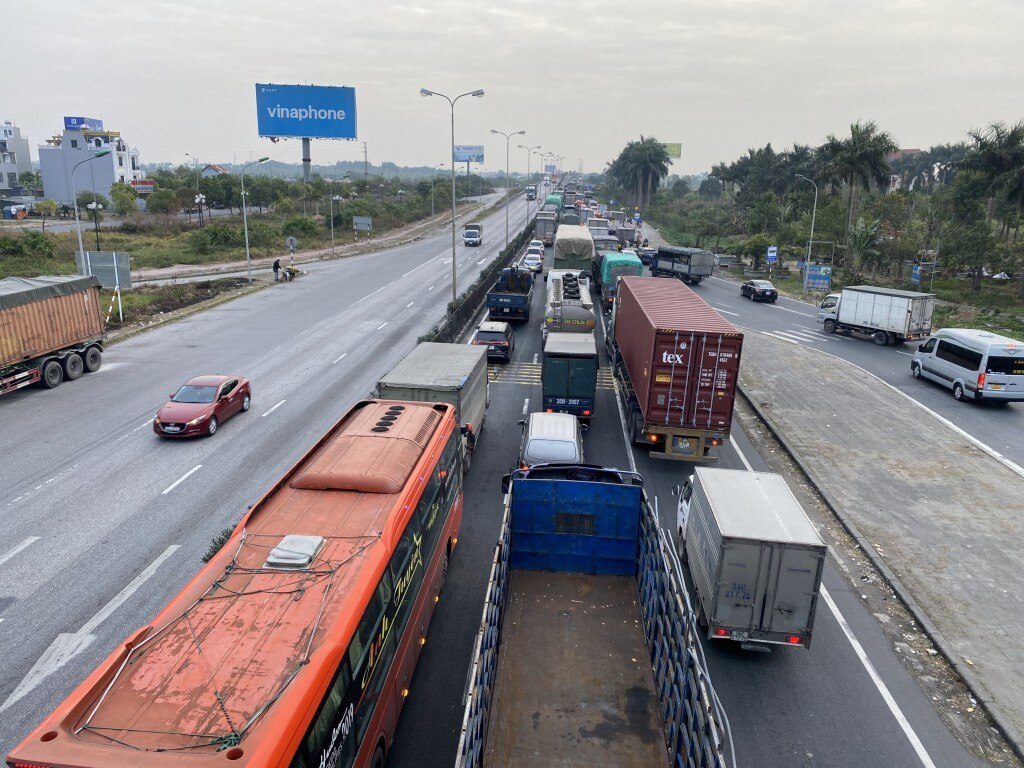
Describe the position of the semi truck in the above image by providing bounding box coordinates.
[486,266,534,322]
[0,275,106,396]
[541,332,598,420]
[678,468,827,650]
[817,285,936,345]
[650,245,716,285]
[525,184,537,200]
[553,224,595,275]
[463,222,483,247]
[455,464,731,768]
[598,251,644,310]
[607,276,743,461]
[376,342,488,470]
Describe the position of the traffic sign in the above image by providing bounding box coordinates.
[766,245,778,264]
[285,236,298,253]
[633,213,641,223]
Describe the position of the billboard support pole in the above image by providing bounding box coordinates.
[302,138,312,183]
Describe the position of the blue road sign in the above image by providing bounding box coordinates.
[806,264,832,291]
[767,245,778,264]
[911,264,921,285]
[256,83,358,140]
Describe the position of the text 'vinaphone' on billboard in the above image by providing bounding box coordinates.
[255,83,358,140]
[454,145,485,163]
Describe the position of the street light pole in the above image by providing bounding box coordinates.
[87,202,103,250]
[185,153,200,188]
[420,87,485,309]
[69,150,110,257]
[241,156,270,282]
[795,174,818,295]
[519,143,541,233]
[491,128,525,251]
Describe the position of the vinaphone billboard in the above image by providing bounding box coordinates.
[255,83,358,140]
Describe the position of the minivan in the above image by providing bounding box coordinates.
[911,328,1024,402]
[517,412,585,468]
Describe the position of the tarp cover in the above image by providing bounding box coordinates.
[0,275,100,311]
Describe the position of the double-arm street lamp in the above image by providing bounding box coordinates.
[86,202,104,250]
[69,150,111,256]
[420,87,485,308]
[794,174,818,295]
[241,156,270,282]
[518,143,541,231]
[491,128,525,250]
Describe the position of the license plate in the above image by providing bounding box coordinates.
[488,346,497,351]
[730,630,749,641]
[990,383,1004,390]
[163,425,181,433]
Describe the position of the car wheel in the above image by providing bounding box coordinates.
[63,353,84,381]
[370,746,385,768]
[873,330,889,346]
[83,345,102,372]
[40,359,63,389]
[953,383,965,401]
[911,362,922,379]
[823,319,836,334]
[207,416,219,436]
[241,393,251,412]
[770,298,777,303]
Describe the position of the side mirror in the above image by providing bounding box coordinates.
[460,425,469,436]
[517,419,526,427]
[169,393,175,400]
[501,474,511,495]
[917,344,925,352]
[580,423,589,433]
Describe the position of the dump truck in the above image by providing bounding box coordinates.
[376,342,488,470]
[1,275,106,396]
[607,276,743,461]
[455,464,731,768]
[553,224,595,275]
[486,266,534,322]
[462,222,483,247]
[542,332,598,420]
[598,251,644,310]
[650,245,716,285]
[678,467,827,650]
[817,285,936,345]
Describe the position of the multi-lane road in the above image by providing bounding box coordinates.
[0,204,1016,767]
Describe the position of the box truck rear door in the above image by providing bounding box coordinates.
[763,545,824,636]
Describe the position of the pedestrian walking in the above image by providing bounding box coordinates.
[272,258,281,282]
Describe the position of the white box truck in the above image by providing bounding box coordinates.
[678,468,826,650]
[817,285,935,345]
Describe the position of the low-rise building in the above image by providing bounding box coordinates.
[38,118,143,205]
[1,121,32,193]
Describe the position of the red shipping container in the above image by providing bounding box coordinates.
[614,276,743,434]
[0,276,105,368]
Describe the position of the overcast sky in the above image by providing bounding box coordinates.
[7,0,1024,176]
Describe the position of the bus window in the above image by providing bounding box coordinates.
[390,514,425,637]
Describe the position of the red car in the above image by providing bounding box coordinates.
[153,375,251,438]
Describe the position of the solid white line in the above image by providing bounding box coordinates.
[80,546,182,635]
[140,420,152,430]
[603,309,639,476]
[428,285,435,291]
[377,321,389,330]
[161,465,202,495]
[821,587,938,768]
[532,353,538,364]
[522,398,529,415]
[332,352,348,364]
[765,332,800,344]
[0,537,41,567]
[406,301,415,308]
[716,308,740,317]
[262,399,287,417]
[769,304,816,316]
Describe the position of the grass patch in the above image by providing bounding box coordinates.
[101,278,253,330]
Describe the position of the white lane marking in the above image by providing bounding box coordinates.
[533,353,538,364]
[0,537,41,567]
[297,316,333,336]
[161,465,202,495]
[765,332,800,344]
[716,302,735,308]
[377,321,389,330]
[892,349,914,357]
[772,330,815,343]
[603,309,639,476]
[768,303,816,316]
[406,301,415,308]
[0,545,182,714]
[730,435,937,767]
[715,308,740,317]
[821,587,938,768]
[522,398,530,415]
[333,353,348,364]
[428,285,435,291]
[262,399,287,417]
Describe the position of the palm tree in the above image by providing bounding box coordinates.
[817,120,898,246]
[960,120,1024,231]
[607,137,671,209]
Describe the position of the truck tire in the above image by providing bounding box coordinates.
[872,330,889,346]
[83,345,102,373]
[822,319,836,334]
[63,353,84,381]
[40,359,63,389]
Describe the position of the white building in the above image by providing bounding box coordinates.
[0,121,32,193]
[38,122,142,205]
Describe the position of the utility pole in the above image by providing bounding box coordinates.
[363,141,368,181]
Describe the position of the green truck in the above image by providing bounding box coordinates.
[542,331,598,420]
[598,251,644,310]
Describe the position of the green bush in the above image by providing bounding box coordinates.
[283,216,319,238]
[20,231,56,258]
[0,236,24,257]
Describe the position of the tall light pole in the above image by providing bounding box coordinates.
[69,150,110,256]
[491,128,525,250]
[420,87,485,309]
[430,163,445,216]
[241,156,269,282]
[518,143,541,232]
[795,174,818,295]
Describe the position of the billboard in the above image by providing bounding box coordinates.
[544,163,557,173]
[662,142,682,159]
[255,83,358,140]
[64,116,104,131]
[454,145,484,163]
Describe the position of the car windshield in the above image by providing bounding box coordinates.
[753,281,775,289]
[526,254,541,261]
[476,331,507,342]
[526,439,579,463]
[172,385,217,404]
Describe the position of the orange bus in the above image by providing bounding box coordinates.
[8,400,463,768]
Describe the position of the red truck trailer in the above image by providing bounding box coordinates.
[0,275,106,395]
[606,275,743,461]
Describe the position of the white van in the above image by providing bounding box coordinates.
[517,412,585,468]
[911,328,1024,402]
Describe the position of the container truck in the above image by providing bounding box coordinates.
[541,332,598,419]
[535,213,557,245]
[678,468,827,650]
[817,285,936,345]
[376,342,488,469]
[598,251,644,310]
[525,184,537,200]
[650,245,716,285]
[486,266,534,322]
[462,222,483,247]
[455,464,731,768]
[0,275,106,396]
[607,276,743,461]
[553,224,595,275]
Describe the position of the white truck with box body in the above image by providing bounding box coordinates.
[818,285,935,346]
[678,468,827,650]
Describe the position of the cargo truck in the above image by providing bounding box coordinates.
[463,222,483,247]
[598,251,644,310]
[607,276,743,461]
[486,266,534,322]
[553,224,595,275]
[376,342,488,469]
[525,184,537,200]
[535,213,557,245]
[678,468,827,650]
[650,245,716,285]
[542,332,598,419]
[817,285,936,345]
[0,275,106,396]
[455,465,731,768]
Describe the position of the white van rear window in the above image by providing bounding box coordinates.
[987,356,1024,375]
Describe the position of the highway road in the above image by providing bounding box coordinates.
[0,205,1013,766]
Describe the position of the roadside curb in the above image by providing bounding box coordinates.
[736,378,1024,763]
